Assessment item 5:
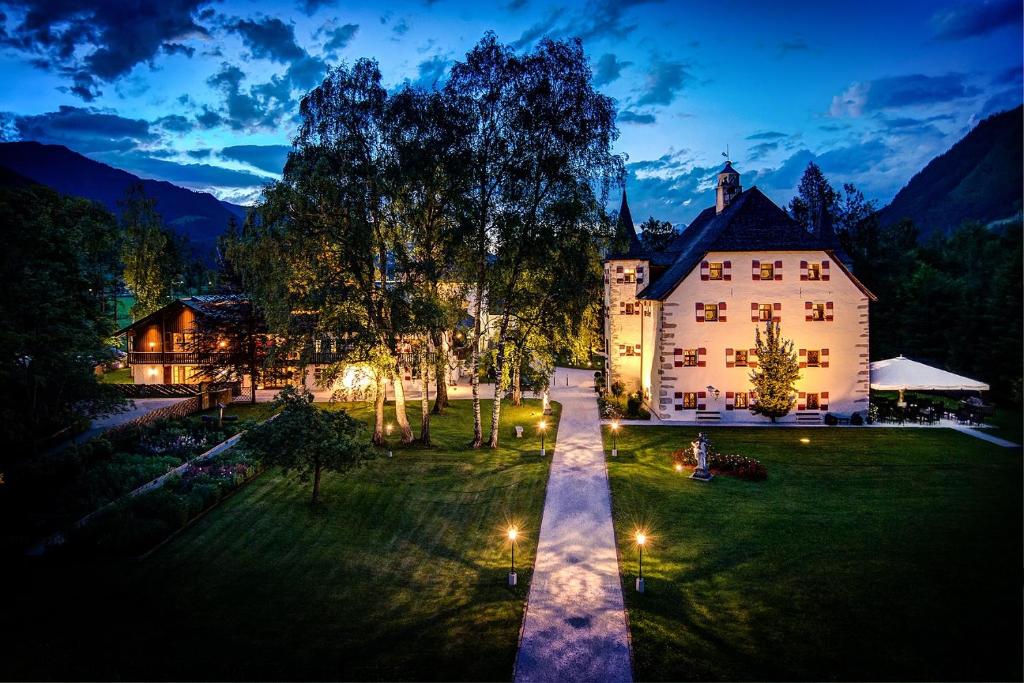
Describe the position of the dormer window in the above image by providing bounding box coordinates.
[623,268,636,284]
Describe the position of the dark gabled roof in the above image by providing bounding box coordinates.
[636,186,875,300]
[115,295,253,335]
[607,190,646,259]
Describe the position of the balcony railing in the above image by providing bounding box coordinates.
[128,351,206,365]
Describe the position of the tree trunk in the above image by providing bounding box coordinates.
[431,330,449,415]
[511,361,522,407]
[392,371,414,443]
[488,342,505,449]
[469,289,484,448]
[419,349,431,446]
[311,462,322,506]
[372,371,386,446]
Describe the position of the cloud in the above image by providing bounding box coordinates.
[636,57,692,106]
[206,63,290,130]
[777,38,809,56]
[317,22,359,56]
[392,17,410,36]
[829,73,981,117]
[299,0,338,15]
[412,55,451,90]
[162,42,196,58]
[747,141,778,161]
[221,144,291,173]
[931,0,1021,40]
[92,151,270,188]
[593,53,631,87]
[992,64,1022,85]
[506,0,529,9]
[513,0,662,49]
[980,88,1023,117]
[227,17,305,63]
[286,55,329,89]
[154,114,193,133]
[512,9,565,49]
[0,0,213,100]
[618,110,655,125]
[4,105,156,153]
[746,131,787,140]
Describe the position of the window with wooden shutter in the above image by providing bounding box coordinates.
[696,391,706,410]
[726,348,734,368]
[751,302,759,322]
[723,260,732,280]
[636,266,645,283]
[758,303,772,321]
[774,260,783,280]
[821,260,830,281]
[820,391,829,410]
[807,262,821,280]
[826,301,834,321]
[674,348,684,367]
[695,301,704,322]
[725,391,734,410]
[820,348,830,368]
[734,349,748,366]
[760,261,774,280]
[799,348,807,368]
[734,392,748,408]
[709,262,723,280]
[674,391,684,411]
[697,347,707,367]
[748,348,758,368]
[772,302,781,322]
[807,350,820,367]
[700,260,710,280]
[718,301,727,322]
[751,260,761,280]
[704,303,718,322]
[683,349,698,367]
[800,260,808,281]
[683,392,697,409]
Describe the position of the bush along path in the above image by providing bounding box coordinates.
[514,368,632,683]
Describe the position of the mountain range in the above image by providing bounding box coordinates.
[877,105,1022,235]
[0,142,247,259]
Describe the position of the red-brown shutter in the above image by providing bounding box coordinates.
[750,302,759,322]
[723,260,732,281]
[674,347,683,367]
[826,301,834,322]
[695,302,704,322]
[805,300,813,321]
[748,347,758,368]
[821,391,829,410]
[821,260,830,281]
[700,260,710,280]
[697,347,707,367]
[772,302,781,322]
[821,348,830,368]
[718,301,727,322]
[800,260,808,281]
[751,260,760,280]
[726,348,735,368]
[774,260,783,281]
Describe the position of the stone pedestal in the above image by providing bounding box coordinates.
[635,577,644,593]
[540,448,546,457]
[611,448,618,457]
[689,467,713,482]
[508,571,518,587]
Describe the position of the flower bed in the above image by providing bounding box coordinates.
[65,446,260,557]
[598,392,650,420]
[5,413,261,548]
[670,447,767,481]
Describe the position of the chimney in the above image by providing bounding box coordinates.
[716,161,741,214]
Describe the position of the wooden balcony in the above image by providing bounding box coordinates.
[127,351,205,365]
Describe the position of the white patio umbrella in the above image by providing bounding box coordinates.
[870,355,989,403]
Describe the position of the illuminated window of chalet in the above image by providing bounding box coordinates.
[758,303,772,321]
[708,262,723,280]
[760,262,774,280]
[734,349,748,366]
[734,392,748,408]
[623,268,636,283]
[807,263,821,280]
[704,303,719,321]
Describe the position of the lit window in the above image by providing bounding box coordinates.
[734,349,748,366]
[807,263,821,280]
[807,350,820,367]
[683,392,697,409]
[623,268,636,284]
[708,262,723,280]
[760,262,774,280]
[683,349,698,367]
[811,302,826,321]
[704,303,719,321]
[734,392,748,408]
[806,393,820,410]
[758,303,772,321]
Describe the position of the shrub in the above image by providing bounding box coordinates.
[824,413,839,426]
[625,393,650,419]
[610,381,624,398]
[670,446,767,481]
[597,396,623,419]
[850,412,864,426]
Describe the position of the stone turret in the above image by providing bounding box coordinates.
[715,161,741,214]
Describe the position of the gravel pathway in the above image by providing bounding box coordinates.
[514,368,632,683]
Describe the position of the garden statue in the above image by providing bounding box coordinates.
[690,431,713,482]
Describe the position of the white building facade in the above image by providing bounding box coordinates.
[603,163,876,423]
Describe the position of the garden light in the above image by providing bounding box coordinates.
[539,420,547,456]
[611,420,619,457]
[800,437,810,444]
[386,423,393,458]
[674,463,683,473]
[507,526,518,586]
[635,531,647,593]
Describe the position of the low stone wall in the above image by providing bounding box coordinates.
[104,396,202,437]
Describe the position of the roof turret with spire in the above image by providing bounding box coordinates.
[609,189,644,259]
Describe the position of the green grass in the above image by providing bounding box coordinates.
[99,366,132,383]
[3,398,559,681]
[605,425,1022,681]
[872,389,1022,444]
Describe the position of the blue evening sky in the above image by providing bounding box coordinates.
[0,0,1020,224]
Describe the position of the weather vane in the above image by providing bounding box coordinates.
[722,144,730,162]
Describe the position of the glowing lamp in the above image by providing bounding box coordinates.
[610,421,620,456]
[635,531,647,593]
[800,437,810,444]
[538,420,547,456]
[507,526,519,586]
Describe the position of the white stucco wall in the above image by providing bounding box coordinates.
[603,258,648,393]
[645,250,870,422]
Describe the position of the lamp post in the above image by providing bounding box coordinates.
[635,531,646,593]
[386,423,393,458]
[610,420,619,457]
[507,527,518,586]
[538,420,547,456]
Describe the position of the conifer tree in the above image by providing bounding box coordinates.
[749,321,800,423]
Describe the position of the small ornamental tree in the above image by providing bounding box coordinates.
[749,321,801,423]
[242,387,373,505]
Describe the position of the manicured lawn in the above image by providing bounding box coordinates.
[98,366,132,383]
[604,425,1022,681]
[3,398,558,681]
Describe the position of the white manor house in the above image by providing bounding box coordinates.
[603,162,877,423]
